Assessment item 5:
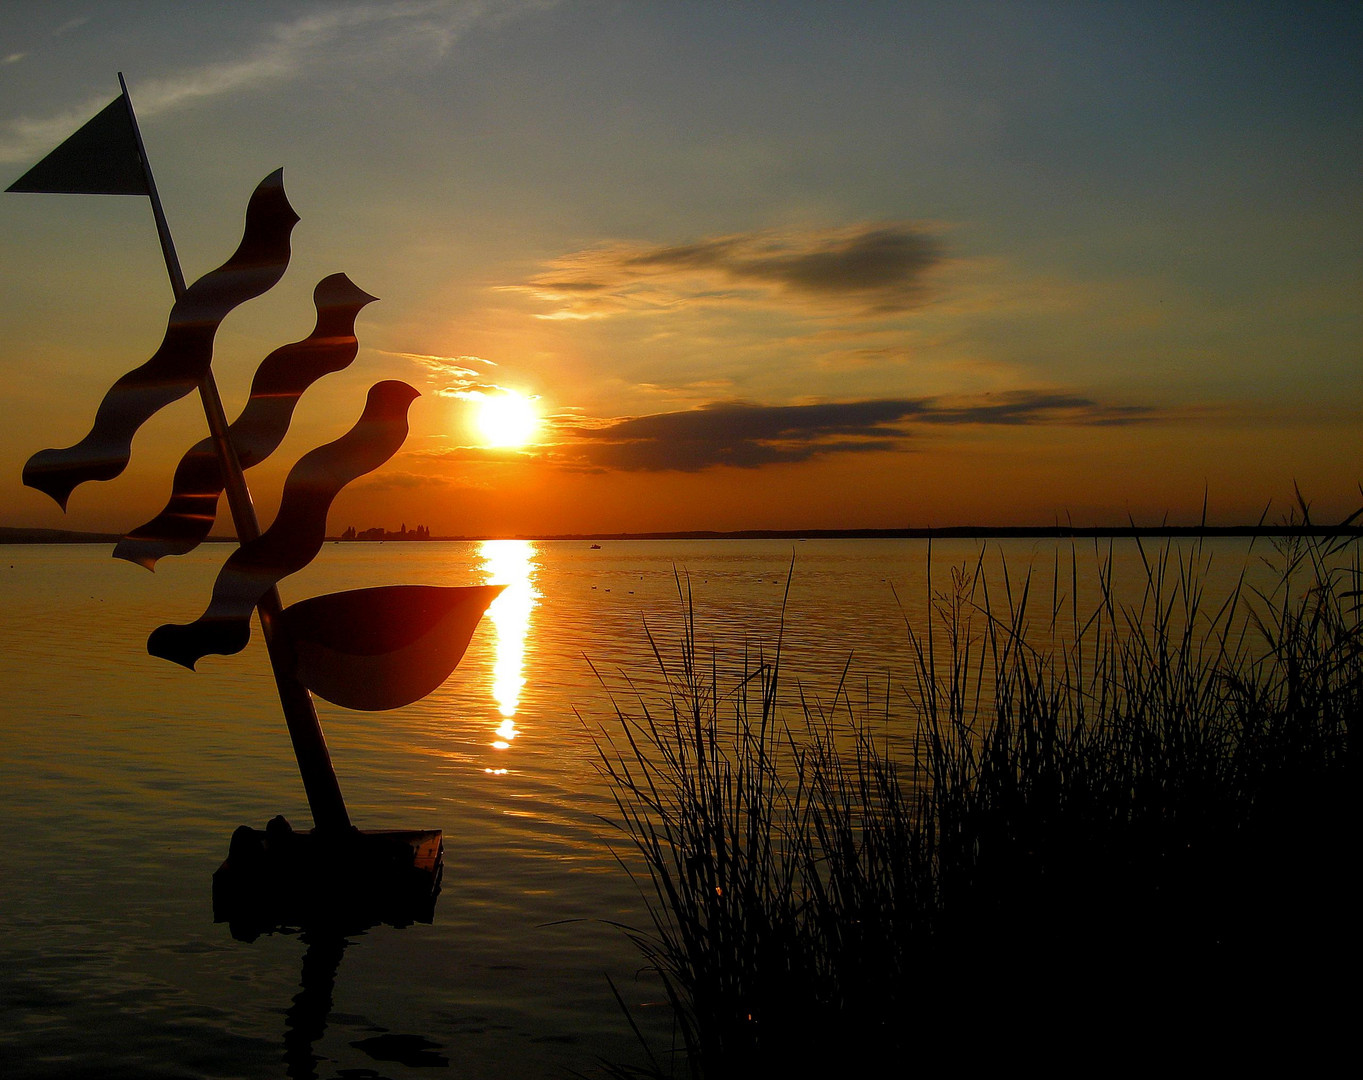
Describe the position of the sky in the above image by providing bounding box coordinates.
[1,0,1359,536]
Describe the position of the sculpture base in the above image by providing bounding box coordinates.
[212,815,443,939]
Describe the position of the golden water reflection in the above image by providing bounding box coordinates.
[478,540,540,756]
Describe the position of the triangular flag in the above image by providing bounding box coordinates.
[7,94,149,195]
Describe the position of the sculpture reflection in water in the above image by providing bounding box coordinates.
[248,926,452,1080]
[284,932,351,1080]
[9,76,502,954]
[230,868,452,1080]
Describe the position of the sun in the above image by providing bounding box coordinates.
[474,390,539,448]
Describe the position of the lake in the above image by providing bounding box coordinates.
[0,536,1292,1078]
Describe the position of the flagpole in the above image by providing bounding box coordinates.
[118,74,351,833]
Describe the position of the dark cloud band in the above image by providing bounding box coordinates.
[562,394,1164,472]
[519,222,945,317]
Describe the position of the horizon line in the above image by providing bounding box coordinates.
[4,523,1360,545]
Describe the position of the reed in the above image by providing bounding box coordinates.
[594,517,1359,1076]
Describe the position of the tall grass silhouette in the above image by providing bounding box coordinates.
[594,512,1359,1076]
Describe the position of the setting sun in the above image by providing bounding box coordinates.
[474,390,539,448]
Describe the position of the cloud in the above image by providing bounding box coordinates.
[127,2,489,116]
[390,351,494,373]
[392,351,520,397]
[346,468,452,492]
[633,377,737,398]
[513,222,946,319]
[560,393,1166,472]
[398,355,541,438]
[0,1,554,163]
[408,444,540,463]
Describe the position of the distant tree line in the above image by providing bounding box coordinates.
[338,523,431,541]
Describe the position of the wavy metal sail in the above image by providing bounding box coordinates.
[116,273,378,569]
[22,169,299,509]
[149,380,420,669]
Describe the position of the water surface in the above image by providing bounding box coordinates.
[0,536,1283,1077]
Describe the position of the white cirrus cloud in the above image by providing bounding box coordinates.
[0,1,557,163]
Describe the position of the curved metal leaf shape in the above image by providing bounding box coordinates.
[23,169,299,509]
[115,273,378,569]
[283,584,505,711]
[148,380,420,669]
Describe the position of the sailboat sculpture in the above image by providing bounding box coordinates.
[11,77,499,931]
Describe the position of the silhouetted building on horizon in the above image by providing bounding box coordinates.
[339,524,431,541]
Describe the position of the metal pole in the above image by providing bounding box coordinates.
[118,73,351,833]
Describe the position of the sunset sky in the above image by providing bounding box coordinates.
[1,1,1359,536]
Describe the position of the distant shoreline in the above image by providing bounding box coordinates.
[4,524,1360,545]
[488,525,1363,541]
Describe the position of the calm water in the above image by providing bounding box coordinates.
[0,537,1292,1078]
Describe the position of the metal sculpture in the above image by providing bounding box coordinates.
[10,75,499,928]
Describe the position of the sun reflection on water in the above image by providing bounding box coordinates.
[478,540,540,755]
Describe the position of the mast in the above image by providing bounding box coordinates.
[118,73,351,833]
